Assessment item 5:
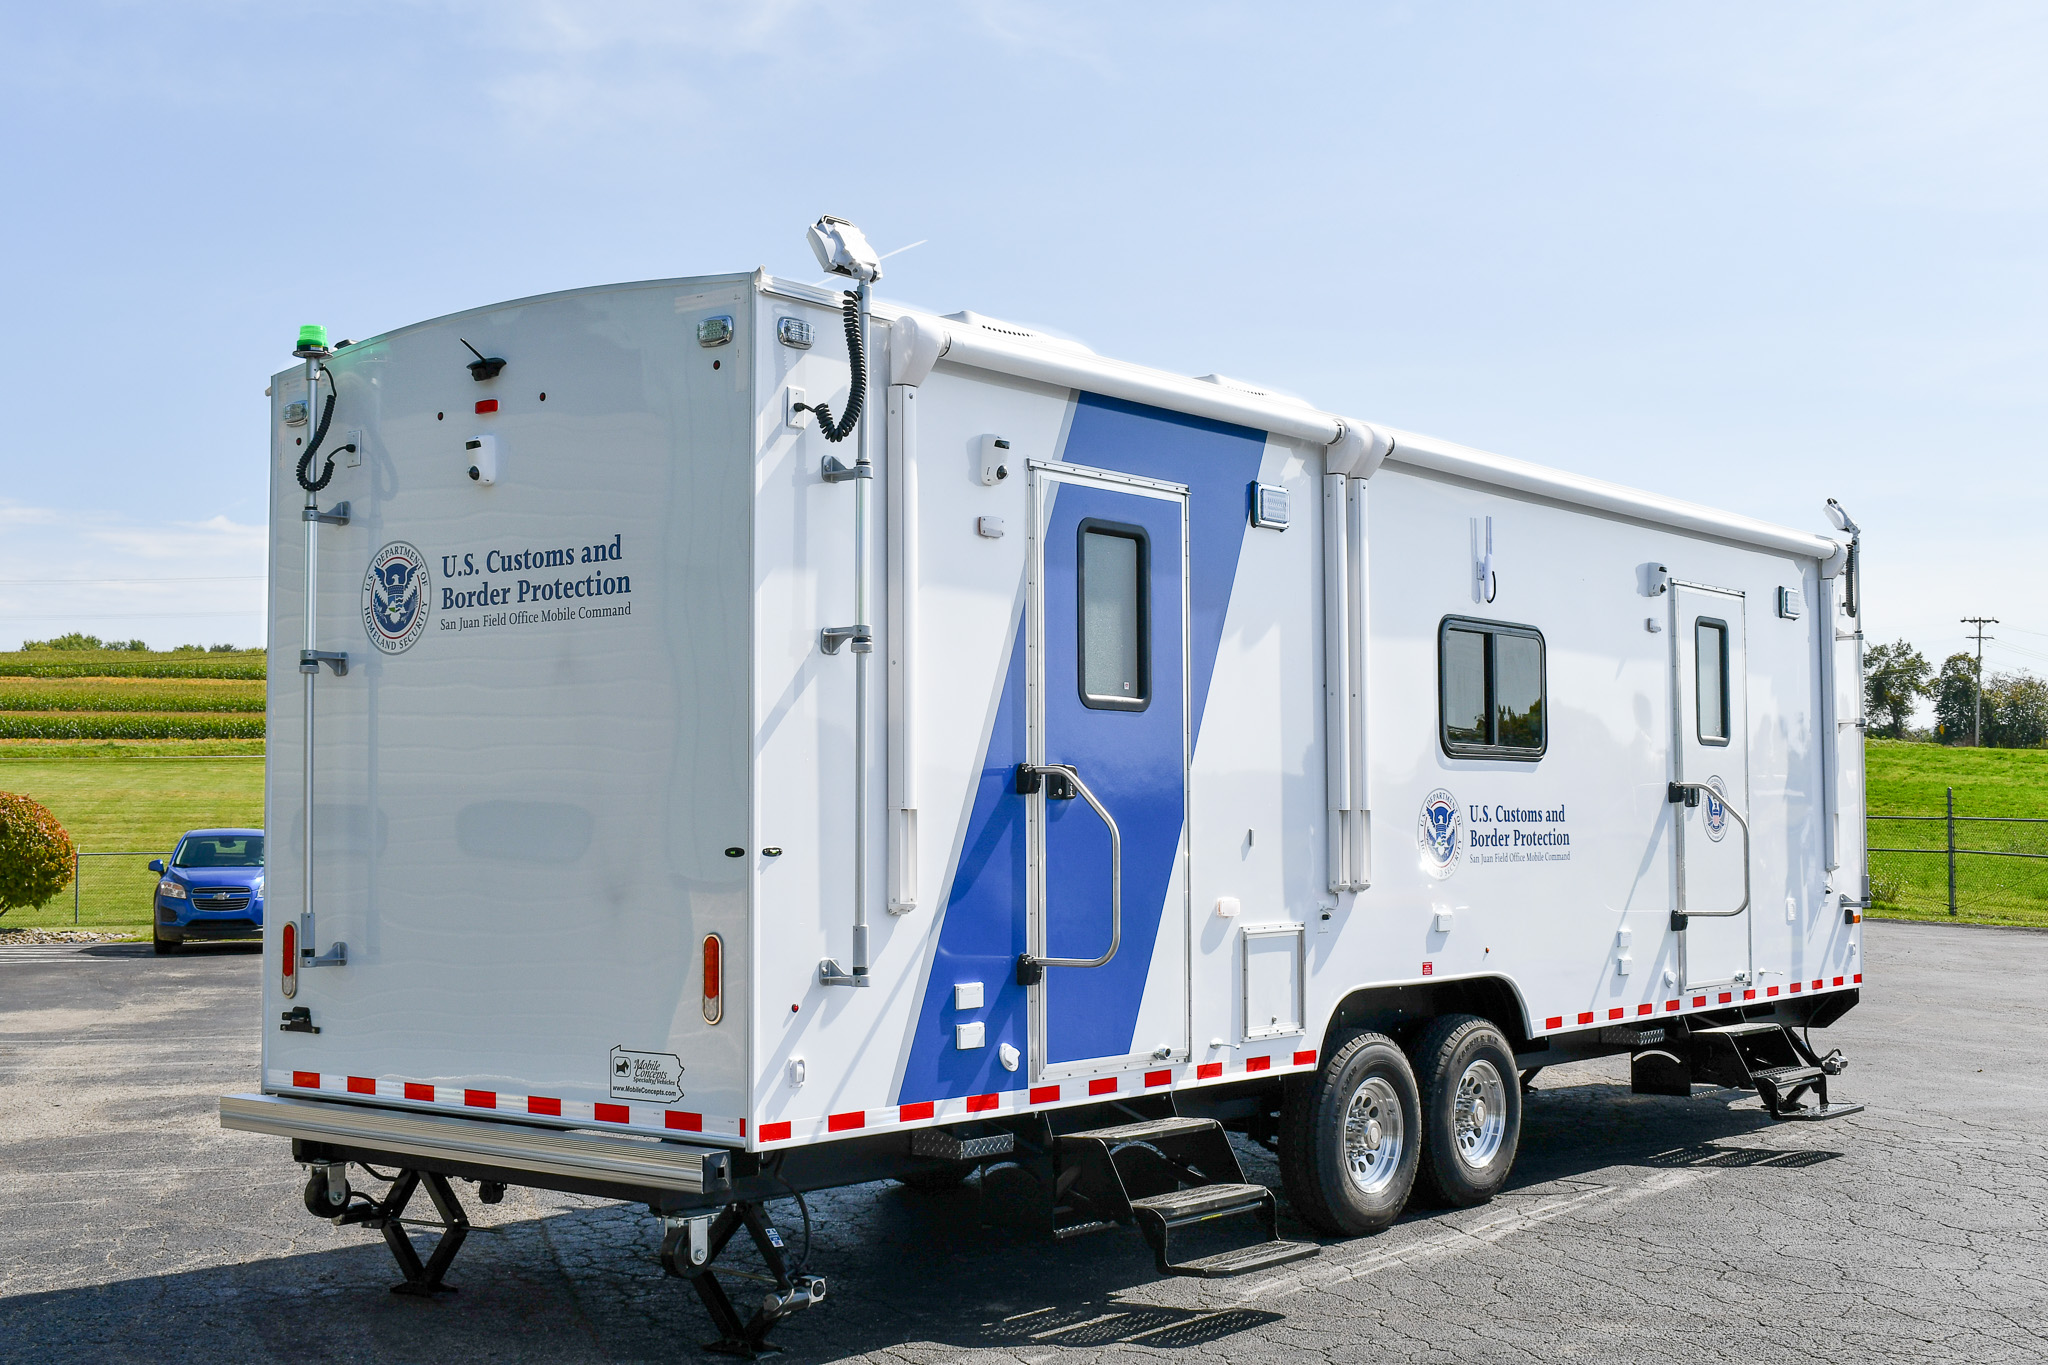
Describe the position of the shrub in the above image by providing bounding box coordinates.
[1867,866,1907,906]
[0,793,75,915]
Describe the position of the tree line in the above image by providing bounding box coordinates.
[1864,640,2047,747]
[15,633,248,655]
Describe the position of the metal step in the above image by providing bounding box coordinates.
[1159,1239,1319,1279]
[1063,1116,1216,1145]
[1776,1100,1866,1123]
[1753,1065,1825,1089]
[1690,1022,1783,1038]
[1129,1182,1270,1228]
[1053,1218,1117,1241]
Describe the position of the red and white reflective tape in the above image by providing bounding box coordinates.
[1537,972,1862,1035]
[753,1048,1323,1147]
[266,1071,746,1139]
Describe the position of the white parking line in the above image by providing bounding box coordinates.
[1238,1167,1715,1300]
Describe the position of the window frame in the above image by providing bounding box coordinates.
[1075,517,1152,713]
[1693,615,1731,747]
[1437,615,1548,761]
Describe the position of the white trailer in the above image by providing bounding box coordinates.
[225,220,1868,1350]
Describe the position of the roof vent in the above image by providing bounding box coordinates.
[1197,374,1313,405]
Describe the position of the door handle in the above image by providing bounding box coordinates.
[1015,763,1121,985]
[1668,780,1751,929]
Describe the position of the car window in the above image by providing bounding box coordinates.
[174,837,265,868]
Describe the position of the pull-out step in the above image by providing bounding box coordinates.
[1683,1021,1864,1121]
[1052,1111,1316,1278]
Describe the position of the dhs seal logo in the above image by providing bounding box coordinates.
[1702,776,1730,842]
[361,542,430,655]
[1417,788,1461,879]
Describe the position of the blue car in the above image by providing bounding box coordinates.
[151,829,265,955]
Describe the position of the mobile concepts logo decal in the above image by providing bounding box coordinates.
[1417,788,1462,879]
[1702,775,1730,842]
[362,542,431,655]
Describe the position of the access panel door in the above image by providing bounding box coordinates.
[1026,463,1190,1080]
[1670,582,1752,990]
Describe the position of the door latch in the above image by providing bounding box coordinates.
[280,1007,320,1034]
[1667,782,1700,807]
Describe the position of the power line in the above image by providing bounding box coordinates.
[0,575,263,586]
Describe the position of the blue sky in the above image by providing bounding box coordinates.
[2,3,2043,689]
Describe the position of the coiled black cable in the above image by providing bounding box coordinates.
[295,366,341,493]
[793,292,863,443]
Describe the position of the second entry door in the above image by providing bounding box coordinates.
[1026,462,1190,1081]
[1670,581,1753,990]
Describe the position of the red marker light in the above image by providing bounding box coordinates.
[475,399,499,414]
[702,934,723,1024]
[281,921,297,998]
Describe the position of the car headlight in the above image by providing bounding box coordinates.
[252,876,264,896]
[158,879,187,900]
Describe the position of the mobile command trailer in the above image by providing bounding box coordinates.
[225,224,1869,1351]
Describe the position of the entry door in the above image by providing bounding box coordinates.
[1670,582,1752,990]
[1027,463,1191,1080]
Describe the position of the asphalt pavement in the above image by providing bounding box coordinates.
[1,921,2044,1364]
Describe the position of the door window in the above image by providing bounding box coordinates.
[1077,521,1149,711]
[1439,617,1546,759]
[1695,618,1730,744]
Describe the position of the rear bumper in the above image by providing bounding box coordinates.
[219,1092,731,1197]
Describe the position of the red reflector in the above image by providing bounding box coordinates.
[1718,993,1732,1004]
[1030,1084,1062,1103]
[760,1121,792,1142]
[475,399,498,414]
[1544,1016,1563,1030]
[281,922,296,977]
[347,1076,375,1095]
[701,934,723,1024]
[292,1070,320,1089]
[404,1082,434,1101]
[899,1101,935,1122]
[828,1110,865,1132]
[1421,961,1433,976]
[1293,1050,1318,1066]
[528,1096,561,1116]
[1577,1011,1595,1025]
[1743,990,1757,1000]
[1246,1056,1271,1073]
[1194,1064,1221,1080]
[1665,1000,1679,1012]
[1637,1004,1653,1016]
[595,1103,630,1123]
[464,1089,496,1109]
[1693,996,1707,1007]
[1834,976,1844,986]
[1088,1077,1118,1095]
[1790,982,1803,993]
[666,1111,703,1131]
[1853,973,1862,983]
[1145,1070,1172,1088]
[1767,986,1780,997]
[1813,979,1823,990]
[966,1093,1000,1113]
[1608,1008,1625,1020]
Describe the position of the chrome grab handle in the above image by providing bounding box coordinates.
[1016,763,1121,983]
[1669,780,1751,923]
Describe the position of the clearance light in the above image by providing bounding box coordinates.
[475,399,499,415]
[702,934,723,1024]
[282,921,298,999]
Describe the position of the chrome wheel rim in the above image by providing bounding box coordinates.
[1452,1058,1508,1169]
[1342,1075,1405,1195]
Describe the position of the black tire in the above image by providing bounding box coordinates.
[152,926,178,956]
[1278,1031,1421,1235]
[1411,1014,1522,1208]
[303,1170,347,1217]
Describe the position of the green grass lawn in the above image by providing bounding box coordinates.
[1865,740,2048,927]
[0,751,265,934]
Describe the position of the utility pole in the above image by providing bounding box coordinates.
[1961,617,1998,746]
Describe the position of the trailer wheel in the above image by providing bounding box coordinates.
[303,1170,347,1218]
[1278,1031,1420,1235]
[1412,1014,1522,1208]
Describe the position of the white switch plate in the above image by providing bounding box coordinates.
[977,516,1005,539]
[345,428,363,467]
[1432,908,1454,932]
[785,386,809,429]
[953,981,984,1010]
[955,1021,986,1050]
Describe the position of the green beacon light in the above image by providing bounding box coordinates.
[295,324,330,357]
